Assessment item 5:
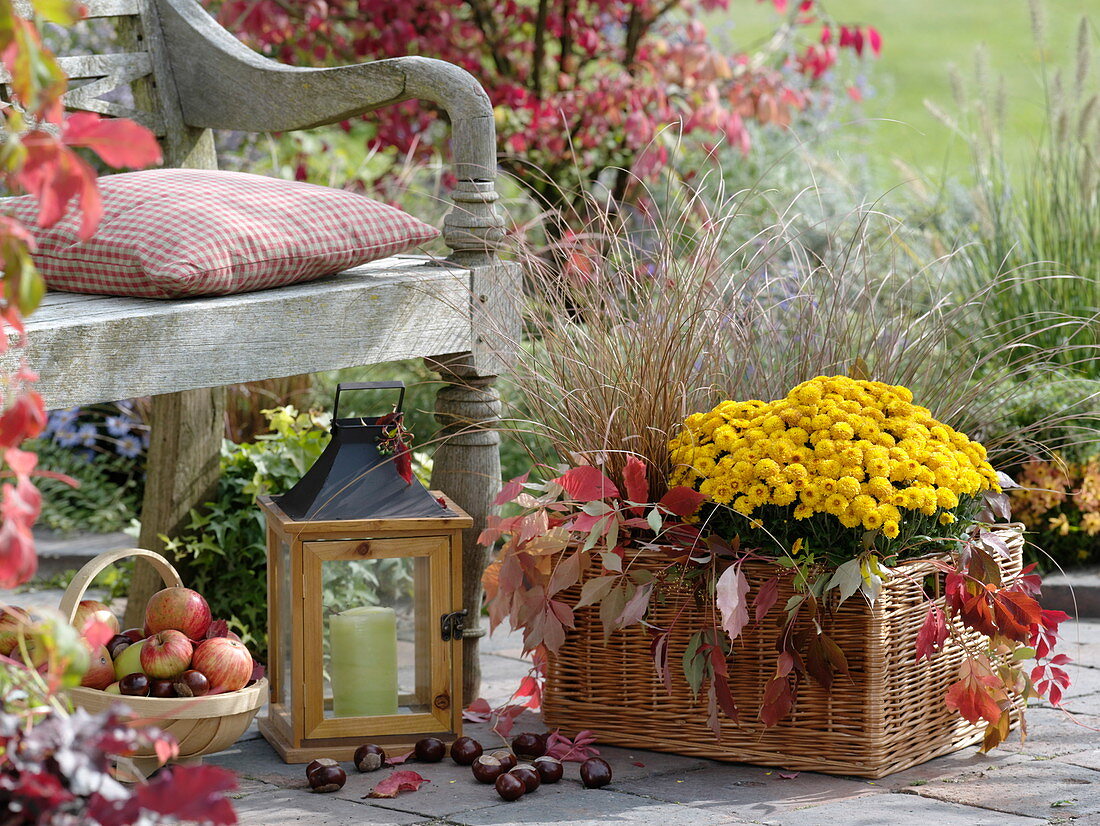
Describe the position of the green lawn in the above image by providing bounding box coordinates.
[706,0,1094,185]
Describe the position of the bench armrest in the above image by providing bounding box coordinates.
[155,0,503,264]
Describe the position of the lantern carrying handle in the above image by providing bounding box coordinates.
[333,381,406,421]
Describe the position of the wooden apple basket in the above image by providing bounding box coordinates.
[60,548,267,777]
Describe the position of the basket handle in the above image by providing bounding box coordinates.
[59,548,184,627]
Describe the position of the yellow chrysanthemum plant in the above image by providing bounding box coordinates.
[482,375,1072,753]
[669,375,1002,565]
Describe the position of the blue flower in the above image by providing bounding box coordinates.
[105,415,133,437]
[54,427,81,448]
[77,423,98,448]
[45,406,80,438]
[116,434,143,458]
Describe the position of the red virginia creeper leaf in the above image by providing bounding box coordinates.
[366,770,429,798]
[753,576,780,623]
[62,111,163,169]
[622,456,648,513]
[715,564,750,643]
[658,486,705,517]
[915,605,949,661]
[553,466,621,500]
[462,698,492,723]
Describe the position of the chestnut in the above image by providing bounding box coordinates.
[533,755,564,784]
[309,765,346,793]
[511,732,546,759]
[580,756,612,788]
[471,755,505,784]
[511,764,540,793]
[106,634,132,660]
[119,673,150,697]
[148,678,176,698]
[354,743,386,772]
[306,758,339,781]
[173,669,210,698]
[490,749,517,771]
[450,736,483,766]
[414,736,446,762]
[494,771,525,802]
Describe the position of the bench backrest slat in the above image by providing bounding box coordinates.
[7,0,215,165]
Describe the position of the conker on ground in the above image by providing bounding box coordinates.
[173,669,210,698]
[511,732,546,759]
[305,758,339,781]
[354,743,386,772]
[511,764,540,793]
[579,756,612,788]
[490,749,517,771]
[494,771,525,802]
[414,736,446,762]
[148,678,176,698]
[308,765,346,793]
[450,736,483,765]
[533,755,564,784]
[119,673,150,697]
[471,755,505,784]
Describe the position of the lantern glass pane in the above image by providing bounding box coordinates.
[321,555,432,718]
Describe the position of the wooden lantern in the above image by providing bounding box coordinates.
[257,382,473,763]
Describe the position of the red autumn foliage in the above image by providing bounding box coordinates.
[366,770,430,798]
[208,0,879,213]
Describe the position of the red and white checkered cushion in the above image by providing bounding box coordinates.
[8,169,440,299]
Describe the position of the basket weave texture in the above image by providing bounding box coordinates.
[542,526,1024,779]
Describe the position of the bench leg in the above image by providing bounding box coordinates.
[426,354,501,706]
[122,387,225,629]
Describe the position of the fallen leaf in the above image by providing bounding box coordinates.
[384,750,415,767]
[366,770,429,798]
[631,761,645,767]
[462,698,493,723]
[778,772,799,779]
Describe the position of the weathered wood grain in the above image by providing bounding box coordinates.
[426,353,502,705]
[11,260,476,410]
[123,386,224,629]
[156,0,504,262]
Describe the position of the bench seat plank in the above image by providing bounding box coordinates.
[11,257,474,409]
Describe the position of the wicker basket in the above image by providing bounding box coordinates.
[543,526,1024,779]
[60,548,267,777]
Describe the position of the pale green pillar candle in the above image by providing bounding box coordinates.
[330,606,399,717]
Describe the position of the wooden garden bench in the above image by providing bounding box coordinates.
[4,0,518,701]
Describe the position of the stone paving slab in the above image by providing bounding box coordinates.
[872,748,1032,789]
[995,707,1100,758]
[448,788,752,826]
[1065,621,1100,666]
[334,755,582,818]
[230,787,426,825]
[906,759,1100,820]
[609,763,877,822]
[751,791,1047,825]
[1056,749,1100,772]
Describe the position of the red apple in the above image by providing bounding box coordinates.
[73,600,120,637]
[140,630,193,679]
[80,645,115,690]
[0,606,30,656]
[191,637,251,694]
[144,588,212,640]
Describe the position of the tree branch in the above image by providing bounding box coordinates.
[532,0,549,97]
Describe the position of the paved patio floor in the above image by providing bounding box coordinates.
[201,620,1100,826]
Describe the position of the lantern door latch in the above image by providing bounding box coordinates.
[440,610,468,642]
